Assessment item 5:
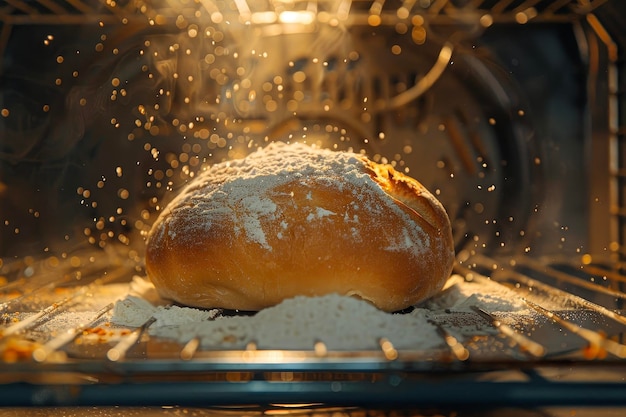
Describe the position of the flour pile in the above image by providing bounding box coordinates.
[110,274,533,350]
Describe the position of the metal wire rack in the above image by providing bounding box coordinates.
[1,245,626,407]
[0,0,611,35]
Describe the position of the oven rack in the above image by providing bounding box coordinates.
[0,0,609,19]
[0,0,609,30]
[2,248,626,360]
[1,246,626,407]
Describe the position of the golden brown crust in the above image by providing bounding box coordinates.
[145,142,454,312]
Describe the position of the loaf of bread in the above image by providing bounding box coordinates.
[145,142,454,312]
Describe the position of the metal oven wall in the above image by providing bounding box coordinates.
[0,1,623,264]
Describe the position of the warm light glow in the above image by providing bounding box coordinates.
[479,14,493,28]
[278,11,315,25]
[367,14,381,26]
[251,11,277,24]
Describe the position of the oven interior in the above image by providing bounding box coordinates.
[1,0,626,415]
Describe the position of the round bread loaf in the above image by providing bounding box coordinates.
[145,142,455,312]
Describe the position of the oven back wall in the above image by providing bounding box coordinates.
[0,1,620,263]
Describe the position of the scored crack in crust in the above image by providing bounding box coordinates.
[361,158,448,236]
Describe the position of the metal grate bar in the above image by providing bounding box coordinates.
[35,0,67,14]
[507,256,626,300]
[106,316,156,362]
[470,254,626,327]
[233,0,252,20]
[3,0,39,15]
[434,323,470,360]
[379,338,399,361]
[32,302,114,362]
[0,254,91,313]
[512,0,544,11]
[0,261,128,315]
[470,305,546,357]
[65,0,95,14]
[491,0,516,14]
[453,263,550,357]
[525,299,626,358]
[0,264,129,335]
[579,263,626,284]
[399,0,417,17]
[0,281,57,315]
[0,277,28,296]
[427,0,448,15]
[572,0,610,14]
[498,268,626,327]
[0,291,81,338]
[0,257,38,279]
[180,337,201,360]
[368,0,385,19]
[544,0,574,13]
